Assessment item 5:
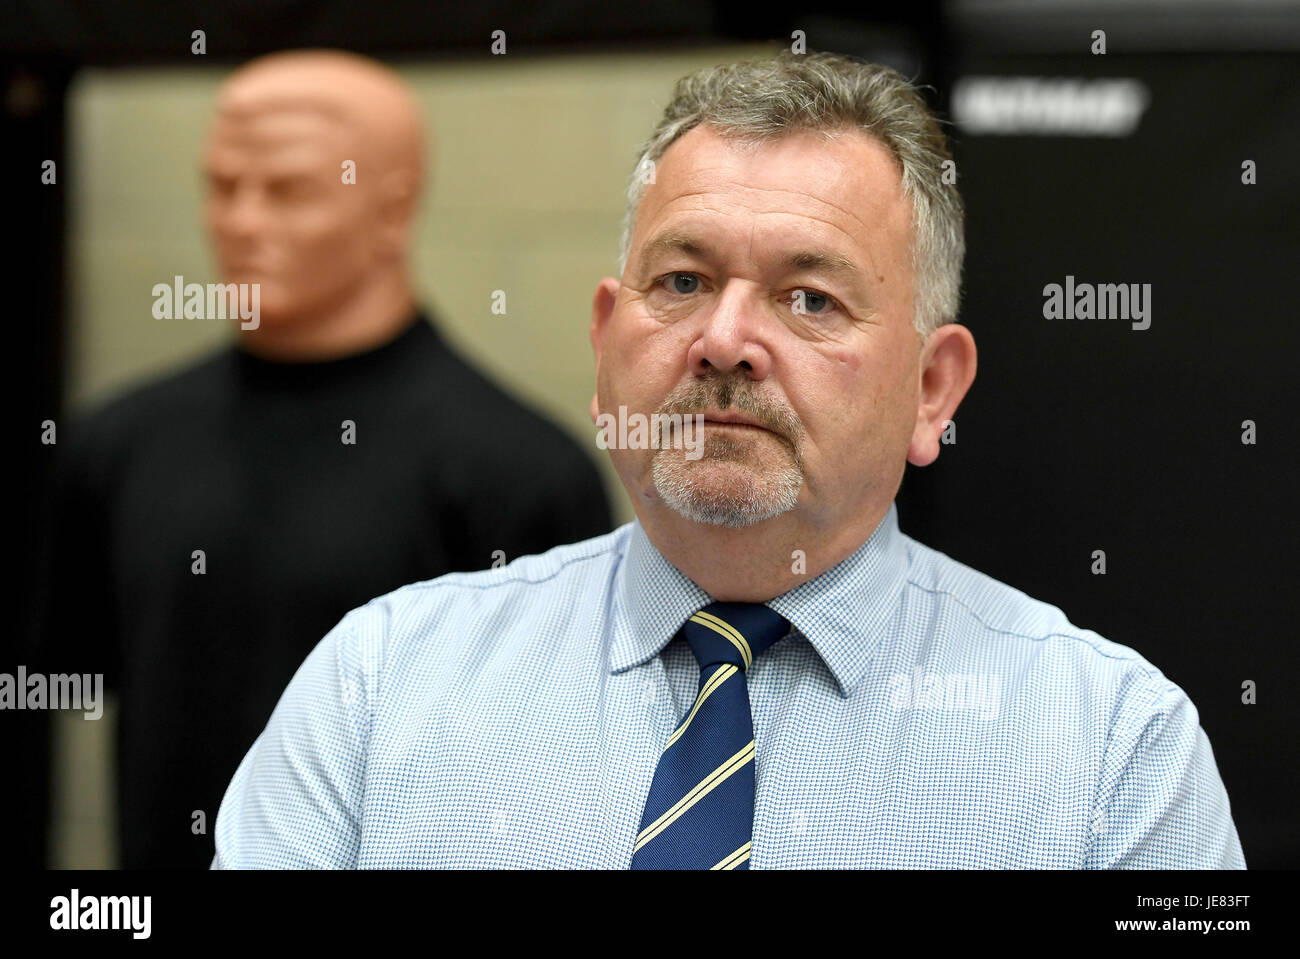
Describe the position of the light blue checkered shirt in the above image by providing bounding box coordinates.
[212,501,1245,869]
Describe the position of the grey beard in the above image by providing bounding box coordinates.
[651,444,802,528]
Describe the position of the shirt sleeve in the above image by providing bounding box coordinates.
[1087,677,1245,869]
[212,607,371,869]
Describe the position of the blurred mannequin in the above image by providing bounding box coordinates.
[204,51,423,360]
[33,50,611,868]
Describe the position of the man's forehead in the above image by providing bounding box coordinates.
[210,100,345,141]
[632,127,907,274]
[638,125,906,241]
[656,125,900,197]
[206,104,348,167]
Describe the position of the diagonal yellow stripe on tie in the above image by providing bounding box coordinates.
[634,741,755,852]
[690,612,752,668]
[723,849,750,870]
[663,664,737,753]
[711,841,752,870]
[689,611,753,669]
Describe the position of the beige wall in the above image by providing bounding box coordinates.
[55,44,777,868]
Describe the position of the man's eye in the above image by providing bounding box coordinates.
[665,273,700,294]
[267,179,317,200]
[792,289,835,314]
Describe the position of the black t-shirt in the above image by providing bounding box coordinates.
[31,309,613,868]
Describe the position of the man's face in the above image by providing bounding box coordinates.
[592,124,924,532]
[204,105,382,326]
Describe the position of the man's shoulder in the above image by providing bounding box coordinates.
[413,324,572,435]
[333,524,633,653]
[897,532,1202,760]
[405,523,629,599]
[58,349,234,471]
[408,322,606,484]
[72,348,233,431]
[899,531,1168,682]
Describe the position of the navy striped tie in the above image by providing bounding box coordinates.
[630,601,789,870]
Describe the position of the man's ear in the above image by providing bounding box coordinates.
[589,277,619,424]
[907,323,977,467]
[375,168,420,258]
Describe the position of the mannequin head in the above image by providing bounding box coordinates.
[204,50,426,358]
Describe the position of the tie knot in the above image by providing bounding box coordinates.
[683,601,789,671]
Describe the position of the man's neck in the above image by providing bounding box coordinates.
[238,277,417,362]
[636,500,891,602]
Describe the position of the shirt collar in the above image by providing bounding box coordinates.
[610,501,910,698]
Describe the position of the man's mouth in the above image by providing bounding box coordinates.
[699,411,768,431]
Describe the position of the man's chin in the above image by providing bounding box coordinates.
[663,492,795,529]
[651,459,802,529]
[655,450,794,489]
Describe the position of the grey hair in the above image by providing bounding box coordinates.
[618,51,964,340]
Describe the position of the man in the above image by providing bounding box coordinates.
[33,50,610,868]
[212,52,1244,869]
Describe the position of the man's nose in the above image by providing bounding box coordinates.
[686,281,774,380]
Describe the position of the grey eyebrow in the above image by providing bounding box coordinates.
[784,250,861,278]
[637,232,709,272]
[637,233,865,284]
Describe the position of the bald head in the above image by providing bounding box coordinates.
[215,50,425,194]
[204,50,427,356]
